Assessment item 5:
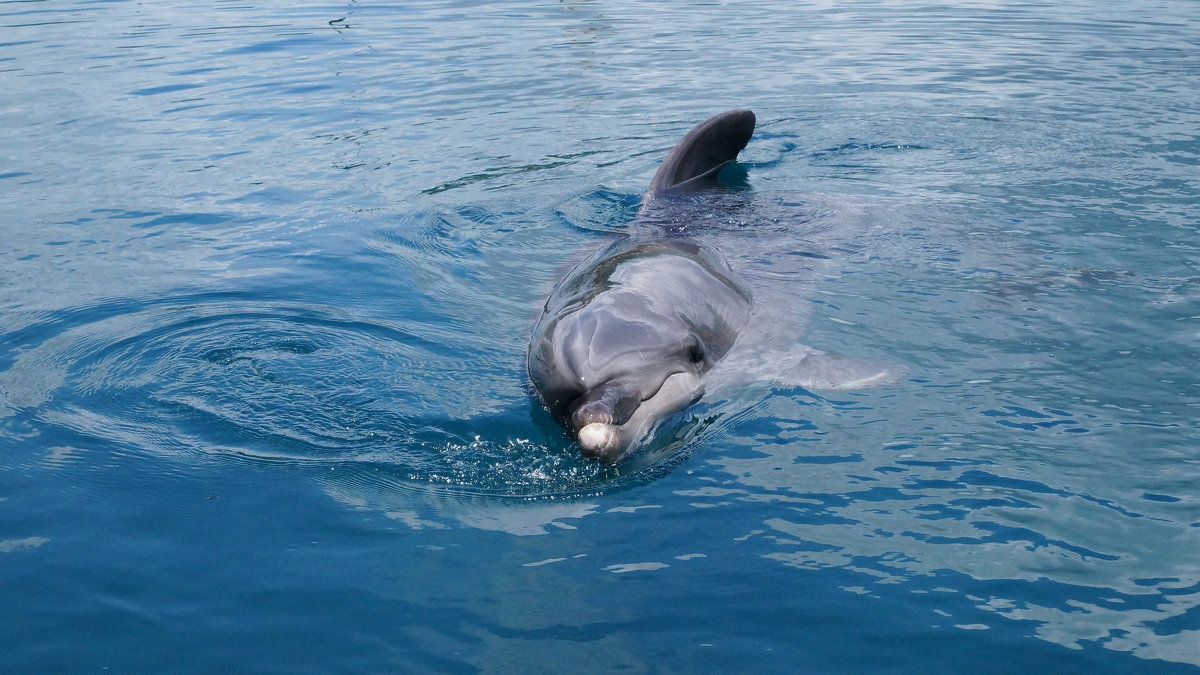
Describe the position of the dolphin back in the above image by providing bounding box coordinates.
[644,109,756,198]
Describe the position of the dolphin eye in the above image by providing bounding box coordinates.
[687,344,705,364]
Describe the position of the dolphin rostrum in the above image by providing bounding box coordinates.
[527,110,901,463]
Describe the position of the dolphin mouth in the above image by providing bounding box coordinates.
[569,370,685,431]
[568,382,641,464]
[570,370,696,464]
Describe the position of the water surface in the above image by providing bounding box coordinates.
[2,0,1198,672]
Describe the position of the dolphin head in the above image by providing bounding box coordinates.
[530,249,744,458]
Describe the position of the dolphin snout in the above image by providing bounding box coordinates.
[572,394,630,463]
[577,422,622,462]
[570,379,641,432]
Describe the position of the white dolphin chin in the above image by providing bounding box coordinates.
[577,423,619,456]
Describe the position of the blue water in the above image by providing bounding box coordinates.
[3,0,1199,671]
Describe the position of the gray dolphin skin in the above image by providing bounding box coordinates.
[527,110,759,463]
[528,110,903,463]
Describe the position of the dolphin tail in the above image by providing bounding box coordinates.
[644,109,756,199]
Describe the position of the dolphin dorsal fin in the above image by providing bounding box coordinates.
[645,109,756,198]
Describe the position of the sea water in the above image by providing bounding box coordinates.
[2,0,1198,672]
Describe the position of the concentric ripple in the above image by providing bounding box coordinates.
[0,292,632,497]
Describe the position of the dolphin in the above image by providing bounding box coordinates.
[527,109,901,463]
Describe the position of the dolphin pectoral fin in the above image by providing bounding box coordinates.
[775,347,907,390]
[710,346,906,392]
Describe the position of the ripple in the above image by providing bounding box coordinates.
[0,291,647,498]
